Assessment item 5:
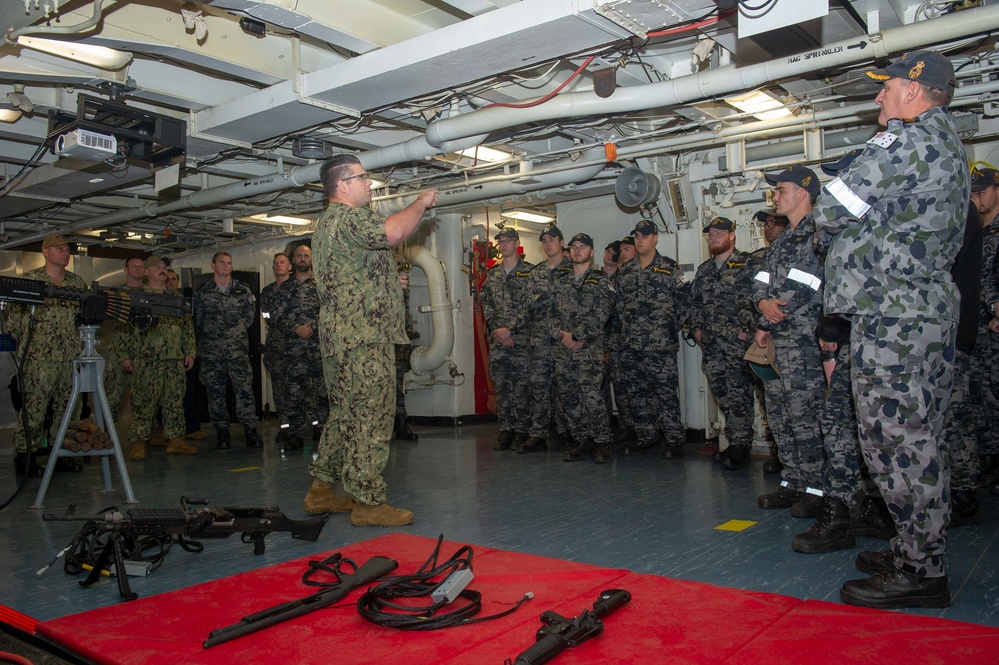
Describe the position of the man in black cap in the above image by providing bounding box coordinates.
[753,166,826,518]
[519,226,573,453]
[616,219,687,458]
[688,217,756,470]
[814,49,968,608]
[618,235,636,266]
[480,228,533,450]
[553,233,616,463]
[971,166,999,494]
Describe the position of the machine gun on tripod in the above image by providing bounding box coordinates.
[44,496,329,601]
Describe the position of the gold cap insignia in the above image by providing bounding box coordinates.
[866,71,890,81]
[801,175,812,187]
[909,60,924,79]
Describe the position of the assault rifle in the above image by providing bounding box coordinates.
[43,496,328,601]
[507,589,631,665]
[0,274,185,325]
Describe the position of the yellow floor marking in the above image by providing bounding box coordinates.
[716,520,756,532]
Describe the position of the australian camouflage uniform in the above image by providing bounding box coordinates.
[815,316,861,507]
[194,277,258,430]
[689,248,756,451]
[551,264,615,449]
[123,286,197,444]
[615,251,686,451]
[480,257,533,436]
[259,279,292,423]
[523,256,574,440]
[814,104,969,579]
[313,203,408,505]
[281,275,328,440]
[972,218,999,464]
[751,213,826,494]
[2,267,86,452]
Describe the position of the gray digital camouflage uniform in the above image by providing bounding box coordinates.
[524,256,573,439]
[689,248,756,450]
[751,214,826,493]
[2,267,86,452]
[313,203,409,505]
[616,251,686,448]
[124,286,197,444]
[551,265,615,446]
[814,104,969,579]
[259,279,291,422]
[480,258,533,435]
[194,278,258,430]
[972,220,999,463]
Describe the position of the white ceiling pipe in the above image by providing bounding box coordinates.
[404,244,453,375]
[423,4,999,148]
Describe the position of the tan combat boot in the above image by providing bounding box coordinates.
[165,437,198,455]
[128,440,146,461]
[350,503,414,527]
[302,479,355,514]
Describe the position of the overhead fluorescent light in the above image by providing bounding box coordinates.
[503,209,555,224]
[16,36,133,70]
[725,90,792,121]
[0,109,21,123]
[456,145,513,163]
[245,214,312,226]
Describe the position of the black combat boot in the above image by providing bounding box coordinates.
[950,489,982,527]
[855,550,895,575]
[762,457,783,475]
[661,442,684,460]
[623,439,655,455]
[283,434,304,452]
[394,414,418,441]
[722,445,750,470]
[215,428,231,450]
[594,443,613,464]
[563,439,594,462]
[758,486,804,509]
[841,569,950,609]
[244,427,263,448]
[275,428,290,445]
[792,497,856,553]
[517,436,547,454]
[791,491,824,518]
[851,495,895,539]
[493,431,514,451]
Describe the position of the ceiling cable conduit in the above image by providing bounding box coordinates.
[422,4,999,148]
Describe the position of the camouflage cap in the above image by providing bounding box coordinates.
[703,216,735,233]
[539,226,563,241]
[631,219,658,236]
[765,165,820,198]
[865,50,956,96]
[820,149,863,176]
[144,255,169,269]
[41,234,70,249]
[568,232,593,248]
[494,227,520,241]
[971,168,999,193]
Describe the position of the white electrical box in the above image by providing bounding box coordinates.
[56,129,117,160]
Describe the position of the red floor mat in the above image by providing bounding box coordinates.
[34,534,999,664]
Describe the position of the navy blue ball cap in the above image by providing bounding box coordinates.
[971,168,999,193]
[539,226,563,241]
[631,219,658,236]
[568,232,593,248]
[703,216,735,233]
[765,165,820,198]
[820,149,863,177]
[865,50,956,96]
[494,227,520,241]
[619,236,635,247]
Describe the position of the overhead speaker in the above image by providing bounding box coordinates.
[615,168,661,207]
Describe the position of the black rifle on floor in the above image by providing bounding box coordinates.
[43,496,328,601]
[203,555,399,649]
[506,589,631,665]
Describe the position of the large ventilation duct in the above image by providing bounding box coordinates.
[404,245,453,375]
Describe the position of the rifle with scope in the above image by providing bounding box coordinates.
[507,589,631,665]
[43,496,328,601]
[0,274,185,325]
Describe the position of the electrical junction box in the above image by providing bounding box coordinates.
[56,129,117,161]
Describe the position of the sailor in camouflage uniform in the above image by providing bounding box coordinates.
[602,241,633,436]
[814,51,968,609]
[3,235,86,476]
[753,166,826,516]
[519,227,574,454]
[194,251,263,450]
[616,219,687,459]
[304,154,438,527]
[971,167,999,494]
[280,244,328,451]
[480,227,533,450]
[259,252,293,444]
[103,256,145,420]
[122,257,198,461]
[553,233,616,464]
[689,217,756,470]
